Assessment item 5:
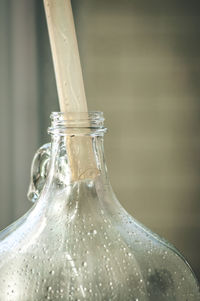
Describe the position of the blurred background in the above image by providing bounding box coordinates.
[0,0,200,281]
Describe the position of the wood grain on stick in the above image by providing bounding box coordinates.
[44,0,87,112]
[44,0,99,180]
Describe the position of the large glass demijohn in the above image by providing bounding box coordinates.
[0,112,199,300]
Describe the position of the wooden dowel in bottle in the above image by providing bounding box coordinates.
[44,0,99,181]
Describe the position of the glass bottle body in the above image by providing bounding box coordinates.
[0,112,199,301]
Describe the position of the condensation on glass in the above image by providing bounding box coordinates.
[0,112,199,301]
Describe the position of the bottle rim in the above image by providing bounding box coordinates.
[48,111,107,136]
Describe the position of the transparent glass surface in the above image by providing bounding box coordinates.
[0,112,199,301]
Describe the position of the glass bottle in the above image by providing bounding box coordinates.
[0,112,199,301]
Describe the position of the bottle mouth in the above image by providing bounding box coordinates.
[48,111,107,136]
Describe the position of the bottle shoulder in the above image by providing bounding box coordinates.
[0,185,199,300]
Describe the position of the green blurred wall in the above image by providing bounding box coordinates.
[0,0,200,280]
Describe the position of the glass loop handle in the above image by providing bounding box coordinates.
[27,143,51,203]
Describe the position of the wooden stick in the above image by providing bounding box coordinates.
[44,0,99,180]
[43,0,87,112]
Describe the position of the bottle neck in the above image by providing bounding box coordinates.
[27,111,111,204]
[47,111,108,186]
[48,133,109,187]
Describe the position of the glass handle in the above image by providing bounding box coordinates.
[27,143,51,203]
